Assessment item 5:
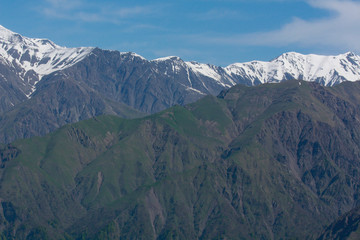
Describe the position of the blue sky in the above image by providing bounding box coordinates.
[1,0,360,66]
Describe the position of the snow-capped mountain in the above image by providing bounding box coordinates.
[225,51,360,86]
[0,25,93,97]
[1,24,360,143]
[150,55,235,95]
[149,51,360,92]
[1,24,360,103]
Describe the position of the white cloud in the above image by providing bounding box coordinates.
[114,6,154,18]
[195,9,242,21]
[40,0,157,24]
[209,0,360,52]
[44,0,82,10]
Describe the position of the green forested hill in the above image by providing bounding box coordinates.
[1,80,360,239]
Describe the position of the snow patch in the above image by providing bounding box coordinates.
[185,62,222,82]
[119,52,146,60]
[152,56,182,62]
[186,86,206,95]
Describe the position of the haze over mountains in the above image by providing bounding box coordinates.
[1,25,360,142]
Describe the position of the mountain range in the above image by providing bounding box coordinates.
[1,25,360,239]
[1,25,360,143]
[1,80,360,239]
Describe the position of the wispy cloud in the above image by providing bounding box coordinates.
[195,8,242,21]
[40,0,158,24]
[204,0,360,52]
[44,0,83,10]
[114,6,154,18]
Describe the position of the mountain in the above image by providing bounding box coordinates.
[225,51,360,86]
[0,25,93,111]
[317,206,360,240]
[0,26,145,143]
[1,80,360,239]
[1,25,360,143]
[0,26,237,143]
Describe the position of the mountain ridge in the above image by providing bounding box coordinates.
[2,25,360,99]
[1,25,360,143]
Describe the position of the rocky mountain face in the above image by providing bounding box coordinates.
[1,80,360,239]
[1,25,360,142]
[317,205,360,240]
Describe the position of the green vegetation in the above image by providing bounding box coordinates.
[0,80,360,239]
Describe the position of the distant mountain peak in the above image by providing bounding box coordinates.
[0,24,17,41]
[153,56,183,62]
[1,24,360,108]
[344,51,355,56]
[0,25,59,49]
[226,51,360,86]
[1,25,360,145]
[0,25,94,97]
[118,51,147,61]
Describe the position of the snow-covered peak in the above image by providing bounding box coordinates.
[152,56,183,62]
[1,24,360,100]
[0,25,94,97]
[0,25,94,76]
[0,25,59,53]
[185,61,221,81]
[225,52,360,86]
[119,51,147,61]
[0,25,19,42]
[344,51,357,58]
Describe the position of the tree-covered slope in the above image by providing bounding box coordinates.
[1,80,360,239]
